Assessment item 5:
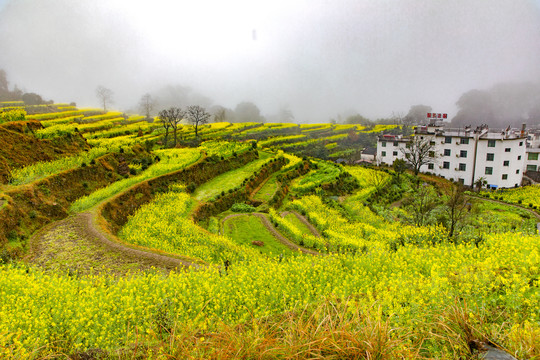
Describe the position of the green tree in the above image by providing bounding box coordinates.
[392,158,407,181]
[234,102,264,123]
[444,184,473,239]
[403,184,439,226]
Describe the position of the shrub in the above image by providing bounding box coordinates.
[231,203,256,213]
[187,182,196,193]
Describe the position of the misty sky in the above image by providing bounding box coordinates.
[1,0,540,122]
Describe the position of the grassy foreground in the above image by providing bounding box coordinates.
[2,229,540,358]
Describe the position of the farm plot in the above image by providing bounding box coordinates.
[193,151,273,201]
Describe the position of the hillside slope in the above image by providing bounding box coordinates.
[0,120,89,183]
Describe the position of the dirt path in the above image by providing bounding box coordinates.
[280,211,322,237]
[471,195,540,233]
[27,211,201,275]
[221,212,319,255]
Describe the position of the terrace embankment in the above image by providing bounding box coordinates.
[0,145,148,254]
[0,120,90,183]
[100,150,258,234]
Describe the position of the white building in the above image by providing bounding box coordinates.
[377,123,528,188]
[525,131,540,173]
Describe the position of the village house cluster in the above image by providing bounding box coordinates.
[376,121,540,189]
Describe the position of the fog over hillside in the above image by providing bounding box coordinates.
[1,0,539,123]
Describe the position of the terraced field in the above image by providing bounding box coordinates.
[0,102,539,359]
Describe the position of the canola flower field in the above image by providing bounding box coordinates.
[482,184,540,209]
[1,230,539,358]
[2,103,540,358]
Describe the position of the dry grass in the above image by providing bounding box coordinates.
[27,297,540,359]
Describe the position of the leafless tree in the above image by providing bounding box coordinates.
[400,136,435,176]
[186,105,211,137]
[212,106,227,122]
[158,107,184,147]
[95,86,114,111]
[139,93,156,120]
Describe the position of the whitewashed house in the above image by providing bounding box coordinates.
[525,131,540,173]
[377,123,528,188]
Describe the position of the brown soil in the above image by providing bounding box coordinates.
[27,210,201,276]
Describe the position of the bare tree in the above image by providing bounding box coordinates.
[139,93,156,120]
[212,105,227,122]
[186,105,211,137]
[96,86,114,111]
[158,107,184,147]
[400,136,435,176]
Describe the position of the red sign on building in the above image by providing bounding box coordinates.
[427,112,448,119]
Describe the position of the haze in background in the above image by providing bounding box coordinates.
[1,0,539,123]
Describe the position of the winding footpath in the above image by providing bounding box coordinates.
[471,194,540,232]
[28,210,199,275]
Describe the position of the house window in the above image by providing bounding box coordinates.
[488,139,496,147]
[518,156,521,160]
[516,169,520,174]
[393,151,398,156]
[485,167,493,175]
[443,161,450,169]
[382,151,386,157]
[429,151,435,157]
[519,141,523,146]
[445,136,452,144]
[527,165,537,171]
[458,178,465,184]
[505,148,511,152]
[444,149,451,156]
[459,163,466,171]
[393,141,398,146]
[460,150,467,158]
[382,141,386,147]
[486,153,494,161]
[460,138,469,144]
[503,160,509,166]
[428,163,434,170]
[502,174,508,180]
[529,153,539,161]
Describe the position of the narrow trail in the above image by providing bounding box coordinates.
[471,195,540,233]
[280,211,322,238]
[221,212,319,255]
[28,211,199,275]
